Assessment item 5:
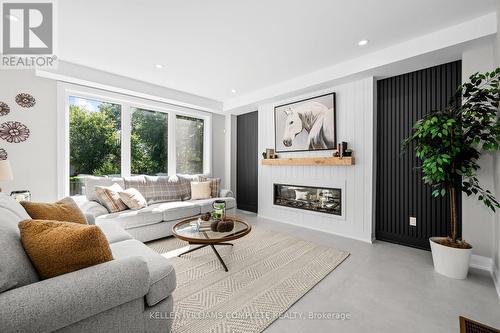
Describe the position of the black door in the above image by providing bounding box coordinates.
[237,111,258,212]
[375,61,462,250]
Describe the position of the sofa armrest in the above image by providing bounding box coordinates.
[71,195,109,225]
[220,189,234,198]
[0,257,149,333]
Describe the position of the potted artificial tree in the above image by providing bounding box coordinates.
[404,68,500,279]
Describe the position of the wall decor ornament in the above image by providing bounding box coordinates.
[15,93,36,108]
[0,148,7,160]
[0,102,10,116]
[0,121,30,143]
[274,92,336,153]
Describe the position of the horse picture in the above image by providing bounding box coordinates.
[274,93,336,152]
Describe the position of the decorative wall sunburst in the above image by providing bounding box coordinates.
[0,102,10,116]
[15,93,36,108]
[0,121,30,143]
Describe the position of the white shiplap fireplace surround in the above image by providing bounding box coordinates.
[257,77,375,243]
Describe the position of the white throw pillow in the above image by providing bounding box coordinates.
[191,181,212,200]
[118,188,147,210]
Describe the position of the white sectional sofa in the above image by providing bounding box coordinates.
[73,175,236,242]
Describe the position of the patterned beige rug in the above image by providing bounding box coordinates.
[147,227,349,333]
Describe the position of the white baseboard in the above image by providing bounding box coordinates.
[469,254,493,272]
[257,214,373,244]
[493,265,500,300]
[469,255,500,300]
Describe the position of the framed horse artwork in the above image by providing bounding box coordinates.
[274,92,336,153]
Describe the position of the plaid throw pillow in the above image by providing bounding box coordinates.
[95,183,128,213]
[124,175,191,204]
[199,176,221,198]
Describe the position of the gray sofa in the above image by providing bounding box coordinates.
[74,175,236,242]
[0,194,176,333]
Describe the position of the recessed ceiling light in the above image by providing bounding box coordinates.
[5,14,19,22]
[231,89,236,93]
[358,39,369,46]
[155,64,164,69]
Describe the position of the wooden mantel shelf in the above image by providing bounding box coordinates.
[261,156,355,166]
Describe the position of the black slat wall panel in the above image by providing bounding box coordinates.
[375,61,462,250]
[237,111,258,213]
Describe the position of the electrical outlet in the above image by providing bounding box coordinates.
[409,217,417,227]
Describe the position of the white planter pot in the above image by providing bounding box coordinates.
[429,237,472,279]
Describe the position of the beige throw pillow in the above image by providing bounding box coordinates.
[95,183,128,213]
[191,181,212,200]
[198,176,221,198]
[118,188,147,210]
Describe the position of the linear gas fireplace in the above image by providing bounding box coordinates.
[273,184,341,216]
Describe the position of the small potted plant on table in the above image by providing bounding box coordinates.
[404,68,500,279]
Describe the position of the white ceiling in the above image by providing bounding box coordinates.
[58,0,497,103]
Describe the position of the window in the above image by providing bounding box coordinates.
[60,84,211,197]
[176,115,204,174]
[69,96,121,195]
[131,108,168,175]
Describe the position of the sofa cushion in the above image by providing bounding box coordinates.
[71,195,109,225]
[84,176,125,202]
[191,197,236,214]
[156,201,200,221]
[0,194,39,292]
[97,219,134,244]
[123,175,191,204]
[95,204,164,229]
[109,239,176,306]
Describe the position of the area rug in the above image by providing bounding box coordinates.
[147,227,349,333]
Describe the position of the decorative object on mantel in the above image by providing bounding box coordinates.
[334,141,349,157]
[0,121,30,143]
[0,159,13,192]
[0,102,10,116]
[266,148,278,159]
[10,190,31,202]
[0,148,7,160]
[275,92,336,153]
[262,156,354,166]
[262,149,278,159]
[15,93,36,108]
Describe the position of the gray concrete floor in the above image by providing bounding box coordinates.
[235,210,500,333]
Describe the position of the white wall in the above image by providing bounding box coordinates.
[230,115,237,196]
[493,4,500,291]
[461,42,497,259]
[0,70,58,201]
[257,77,375,242]
[211,113,226,184]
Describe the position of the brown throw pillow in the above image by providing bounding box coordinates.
[19,220,113,279]
[21,197,87,224]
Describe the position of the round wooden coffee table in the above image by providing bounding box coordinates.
[172,216,251,272]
